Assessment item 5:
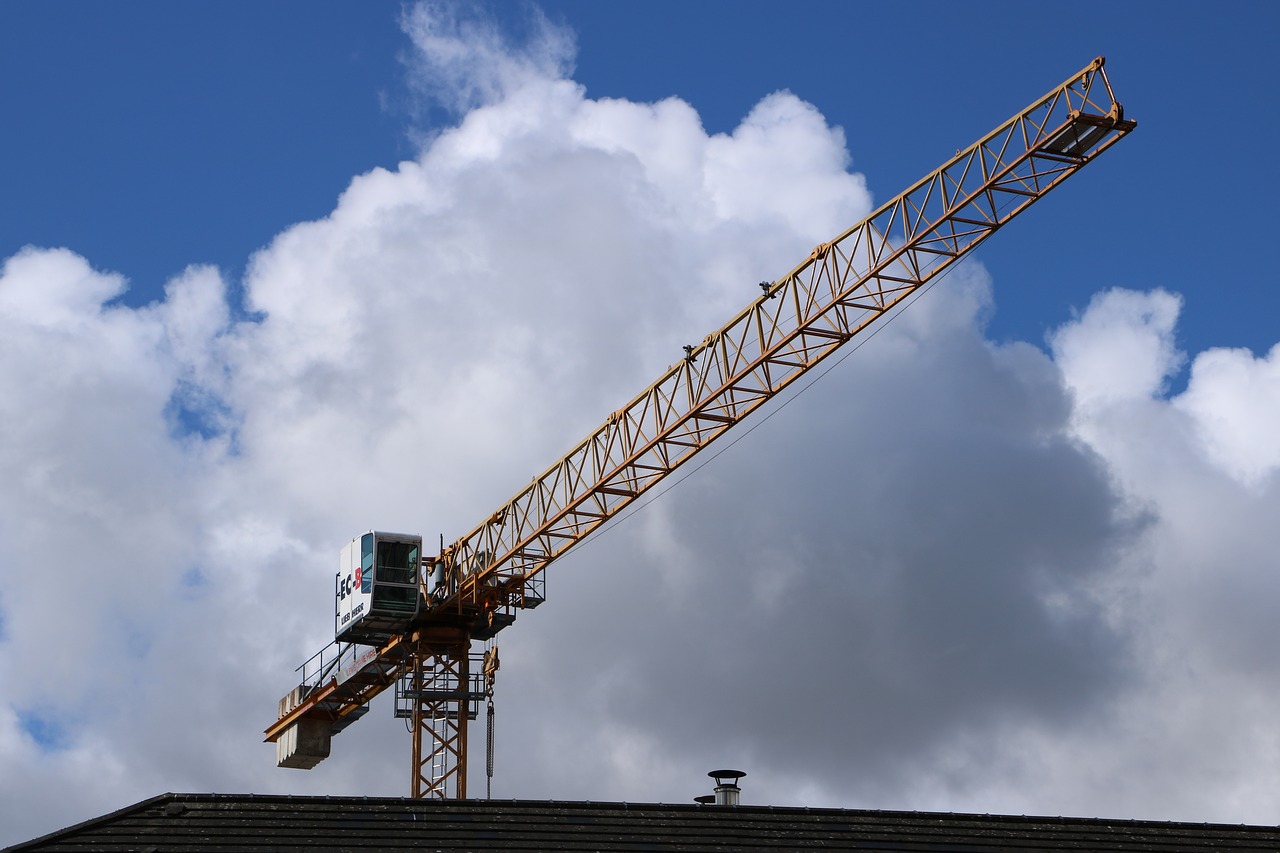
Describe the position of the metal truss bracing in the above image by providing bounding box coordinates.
[438,56,1135,613]
[265,57,1135,797]
[396,646,484,799]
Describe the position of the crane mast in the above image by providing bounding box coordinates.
[265,57,1136,798]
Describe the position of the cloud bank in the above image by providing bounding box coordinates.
[2,3,1279,844]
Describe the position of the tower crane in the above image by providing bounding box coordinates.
[265,57,1136,798]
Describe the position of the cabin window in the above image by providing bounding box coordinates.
[371,584,418,614]
[360,534,374,592]
[376,540,419,585]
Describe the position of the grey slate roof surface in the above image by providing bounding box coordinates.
[7,793,1280,852]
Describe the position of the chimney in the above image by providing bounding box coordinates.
[698,769,745,806]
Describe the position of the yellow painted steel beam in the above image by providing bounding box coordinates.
[437,56,1134,613]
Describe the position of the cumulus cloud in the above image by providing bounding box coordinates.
[400,1,575,115]
[2,2,1279,845]
[1177,342,1280,487]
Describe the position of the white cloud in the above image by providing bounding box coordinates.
[400,1,575,115]
[1051,288,1185,409]
[1177,342,1280,487]
[2,2,1279,846]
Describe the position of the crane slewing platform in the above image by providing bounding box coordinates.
[265,57,1136,799]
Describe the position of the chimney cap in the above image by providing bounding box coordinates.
[708,769,746,784]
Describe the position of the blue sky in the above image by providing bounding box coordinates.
[3,2,1277,357]
[3,1,1280,845]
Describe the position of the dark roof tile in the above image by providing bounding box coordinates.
[7,794,1280,852]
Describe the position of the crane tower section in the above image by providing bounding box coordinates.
[266,57,1137,798]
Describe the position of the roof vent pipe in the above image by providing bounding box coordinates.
[706,769,745,806]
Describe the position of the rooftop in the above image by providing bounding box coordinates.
[7,793,1280,852]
